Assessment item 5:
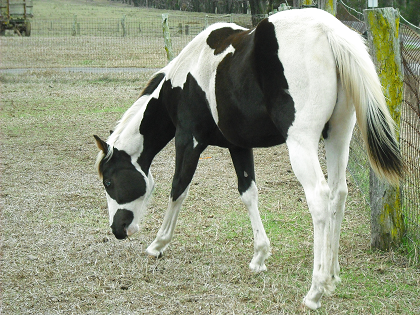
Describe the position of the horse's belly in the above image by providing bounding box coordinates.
[217,113,286,148]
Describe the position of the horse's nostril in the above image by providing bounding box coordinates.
[111,209,134,239]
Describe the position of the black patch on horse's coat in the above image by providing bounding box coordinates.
[99,148,147,204]
[322,121,330,139]
[162,74,231,148]
[138,97,176,174]
[111,209,134,239]
[254,19,295,137]
[213,18,295,147]
[229,147,256,194]
[140,72,165,97]
[207,27,248,55]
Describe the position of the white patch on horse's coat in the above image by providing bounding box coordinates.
[244,171,248,178]
[240,181,270,272]
[146,186,190,257]
[165,23,245,125]
[193,136,199,148]
[107,77,165,158]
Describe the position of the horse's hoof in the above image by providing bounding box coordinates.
[146,248,163,259]
[303,297,321,310]
[249,262,267,273]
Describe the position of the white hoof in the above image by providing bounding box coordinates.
[303,297,321,310]
[249,261,267,273]
[145,246,163,258]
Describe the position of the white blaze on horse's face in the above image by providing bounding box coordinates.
[95,136,153,240]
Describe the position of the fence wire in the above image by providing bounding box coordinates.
[0,14,251,70]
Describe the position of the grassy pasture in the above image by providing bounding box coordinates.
[1,70,420,314]
[0,0,252,70]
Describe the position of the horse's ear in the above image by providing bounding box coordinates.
[94,135,108,153]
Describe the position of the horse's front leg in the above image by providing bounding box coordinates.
[229,147,271,272]
[146,132,206,258]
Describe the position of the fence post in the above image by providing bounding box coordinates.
[205,15,209,29]
[363,7,404,251]
[121,15,126,37]
[162,14,174,62]
[72,14,77,36]
[319,0,336,15]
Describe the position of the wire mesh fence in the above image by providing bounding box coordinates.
[0,13,252,70]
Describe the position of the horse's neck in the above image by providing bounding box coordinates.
[112,91,175,174]
[111,96,150,159]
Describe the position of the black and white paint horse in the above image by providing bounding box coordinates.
[94,9,403,309]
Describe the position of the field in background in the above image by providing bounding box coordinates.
[1,69,419,314]
[0,0,252,69]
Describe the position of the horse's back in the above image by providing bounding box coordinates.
[161,9,350,148]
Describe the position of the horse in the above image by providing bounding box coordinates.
[94,8,403,310]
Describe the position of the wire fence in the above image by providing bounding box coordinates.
[337,2,420,260]
[1,7,419,259]
[0,13,252,70]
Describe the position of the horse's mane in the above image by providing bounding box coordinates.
[94,101,144,177]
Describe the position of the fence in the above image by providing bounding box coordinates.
[1,7,419,260]
[0,13,252,70]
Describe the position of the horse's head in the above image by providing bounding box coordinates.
[94,135,153,240]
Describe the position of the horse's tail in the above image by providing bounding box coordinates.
[326,25,404,185]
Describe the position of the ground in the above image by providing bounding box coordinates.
[1,70,419,314]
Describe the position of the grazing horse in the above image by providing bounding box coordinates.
[94,8,403,310]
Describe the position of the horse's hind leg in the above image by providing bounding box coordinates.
[286,134,332,310]
[146,131,207,257]
[229,147,270,272]
[324,85,356,286]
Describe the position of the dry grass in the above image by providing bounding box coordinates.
[1,70,419,314]
[0,0,252,70]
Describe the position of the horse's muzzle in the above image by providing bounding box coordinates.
[111,208,134,240]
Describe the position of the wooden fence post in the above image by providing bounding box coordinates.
[72,14,77,36]
[121,15,126,37]
[162,14,174,62]
[363,7,404,251]
[302,0,314,6]
[319,0,337,15]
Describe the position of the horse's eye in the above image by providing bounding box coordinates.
[104,179,112,188]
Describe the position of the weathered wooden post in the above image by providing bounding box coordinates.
[364,7,404,251]
[72,14,77,36]
[121,15,126,37]
[162,14,174,62]
[319,0,337,15]
[204,15,209,29]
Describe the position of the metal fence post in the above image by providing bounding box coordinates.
[162,13,174,62]
[363,7,405,251]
